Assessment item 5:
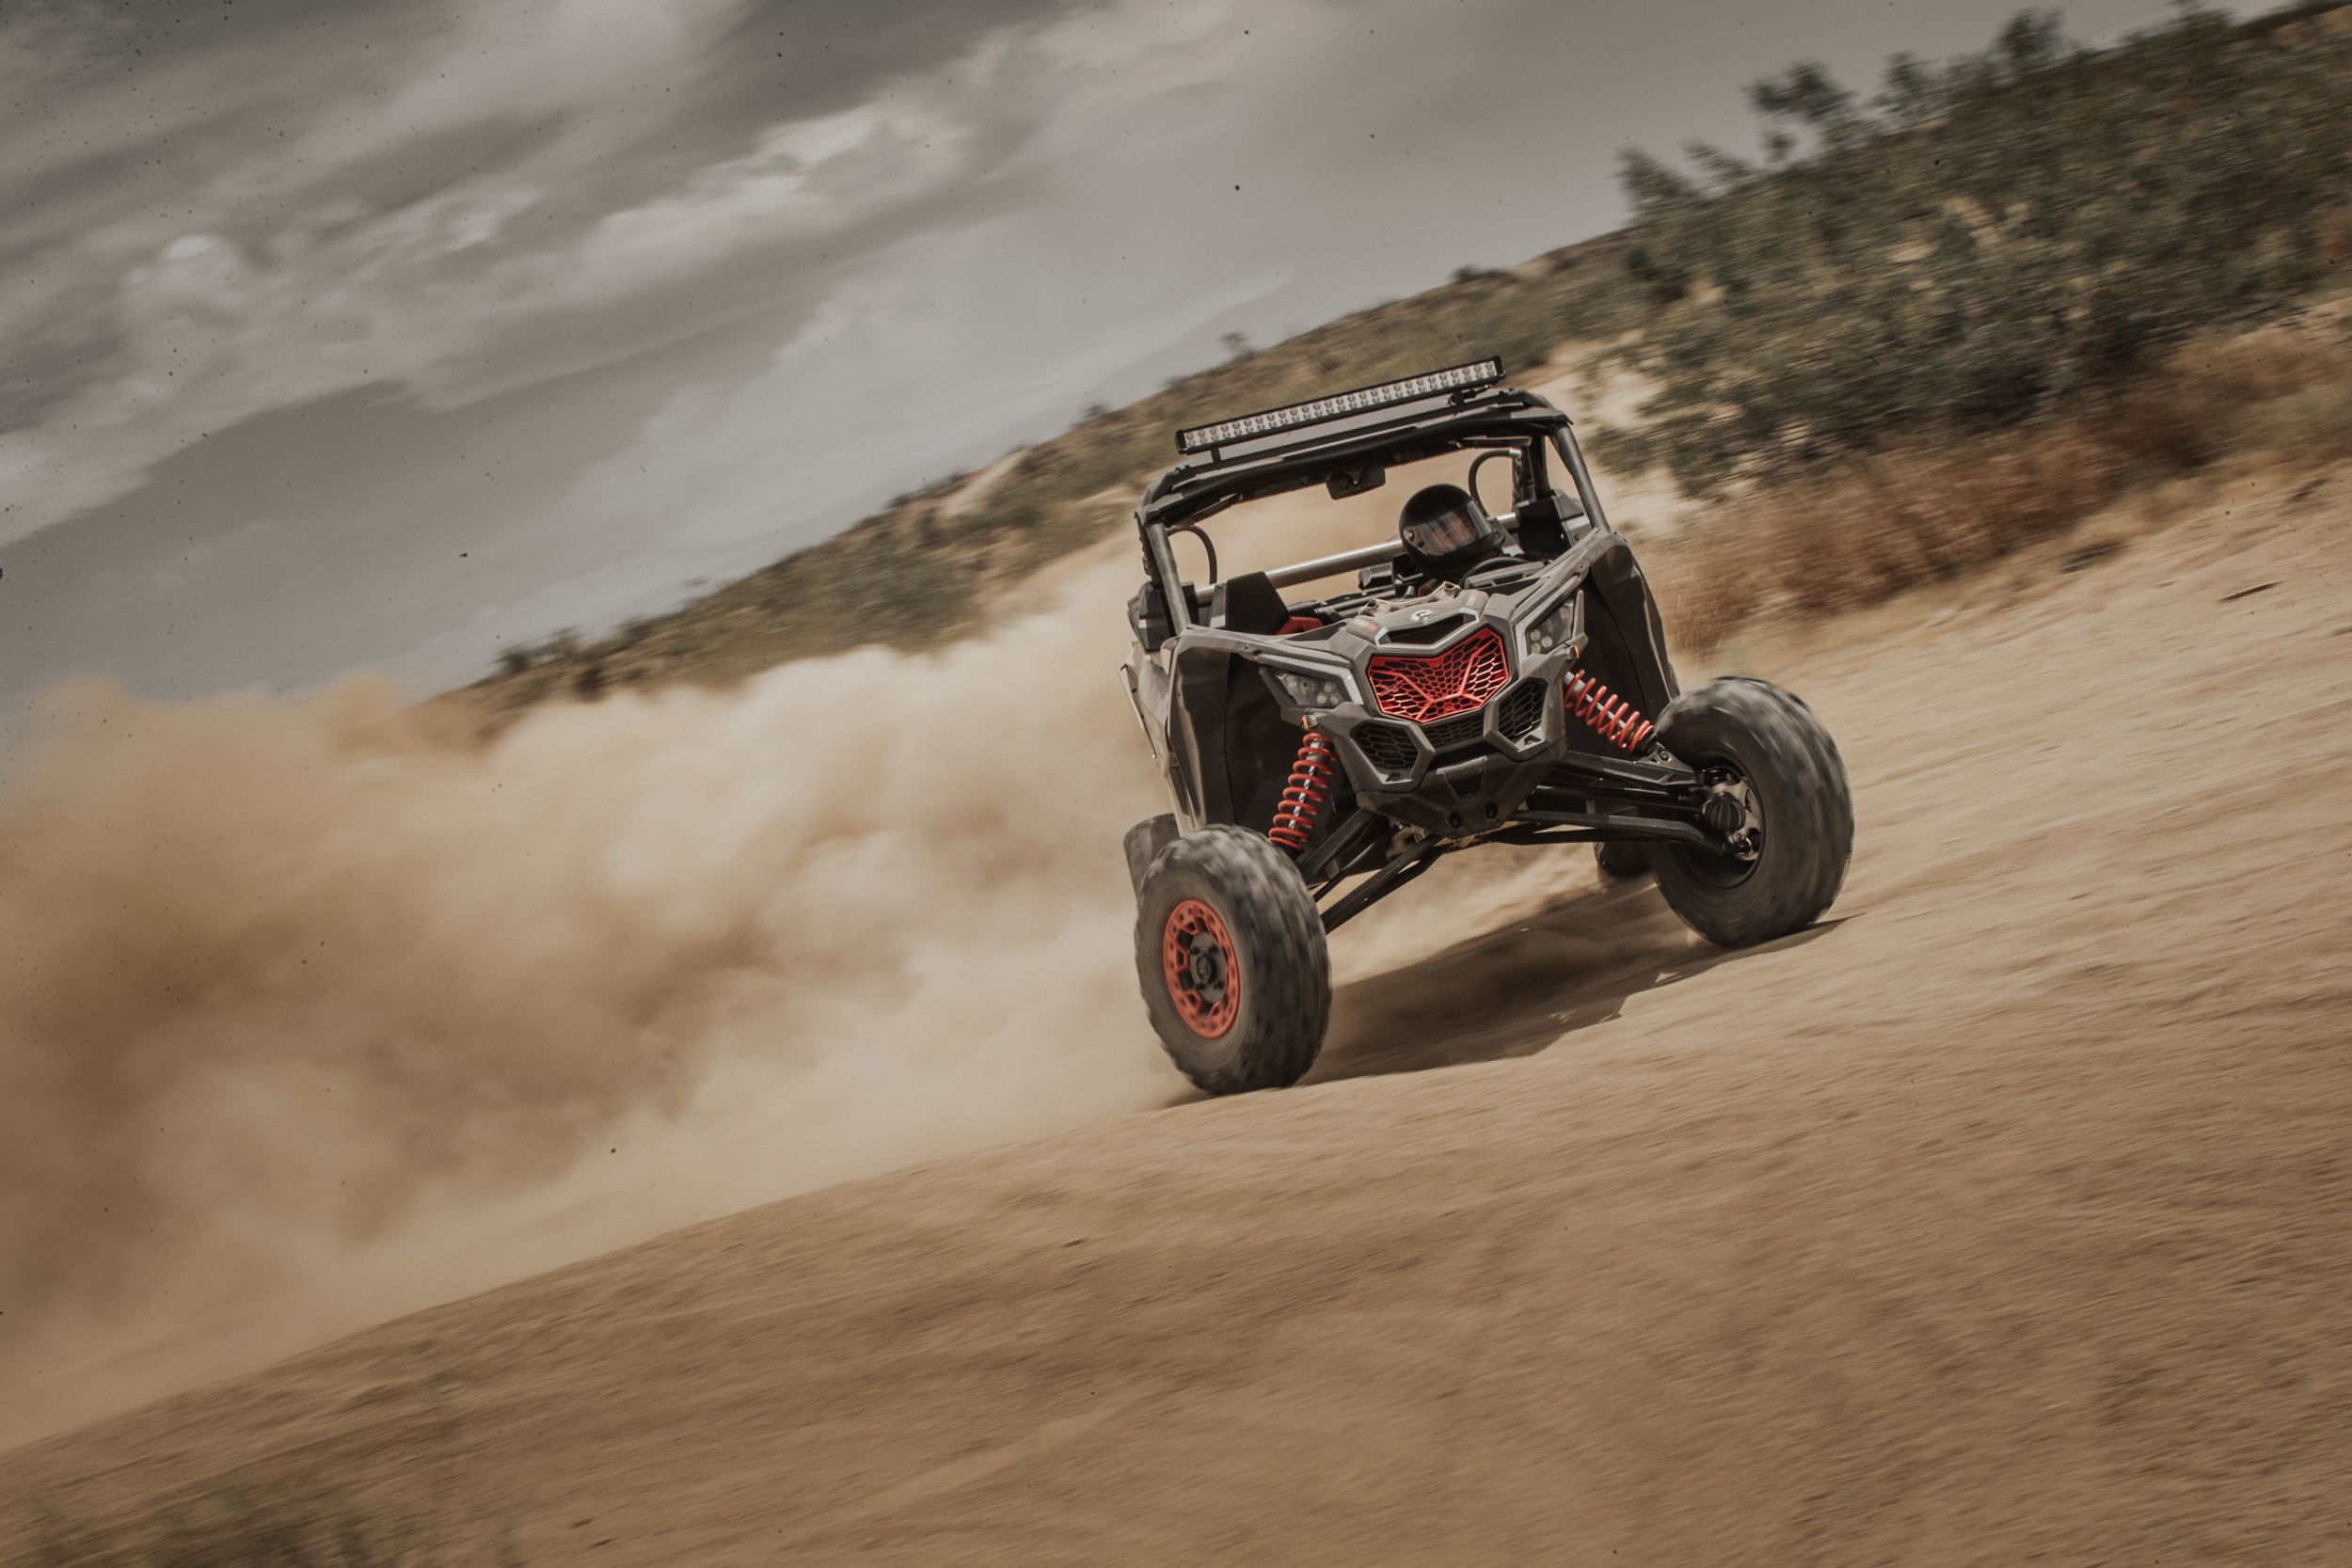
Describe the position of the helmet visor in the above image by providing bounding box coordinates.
[1414,504,1484,555]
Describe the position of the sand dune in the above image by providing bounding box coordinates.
[5,466,2349,1564]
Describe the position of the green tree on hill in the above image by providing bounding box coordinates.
[1603,3,2352,496]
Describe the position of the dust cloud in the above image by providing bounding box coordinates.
[0,495,1594,1442]
[0,556,1195,1422]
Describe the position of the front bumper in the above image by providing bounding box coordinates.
[1301,646,1580,837]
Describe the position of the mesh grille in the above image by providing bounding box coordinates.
[1498,678,1548,741]
[1352,721,1420,776]
[1367,627,1511,722]
[1422,711,1486,752]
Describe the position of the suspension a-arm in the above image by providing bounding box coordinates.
[1296,806,1387,892]
[1317,835,1445,933]
[1540,750,1703,811]
[1496,812,1719,850]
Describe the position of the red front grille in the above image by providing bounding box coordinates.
[1368,626,1511,723]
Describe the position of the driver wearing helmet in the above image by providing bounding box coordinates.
[1396,483,1507,584]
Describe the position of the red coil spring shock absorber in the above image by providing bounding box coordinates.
[1268,730,1339,853]
[1563,669,1656,752]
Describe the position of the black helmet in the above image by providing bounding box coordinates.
[1397,483,1502,580]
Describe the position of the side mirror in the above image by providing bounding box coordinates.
[1510,489,1586,560]
[1128,581,1173,652]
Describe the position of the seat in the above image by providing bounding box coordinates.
[1211,571,1296,635]
[1509,487,1587,560]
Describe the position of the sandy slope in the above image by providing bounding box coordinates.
[6,471,2349,1565]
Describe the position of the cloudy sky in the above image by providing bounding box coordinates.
[0,0,2222,721]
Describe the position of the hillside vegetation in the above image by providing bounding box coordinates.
[458,230,1658,717]
[1602,1,2352,495]
[456,1,2352,720]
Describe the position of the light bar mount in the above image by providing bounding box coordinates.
[1175,356,1505,456]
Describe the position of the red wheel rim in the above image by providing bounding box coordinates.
[1162,898,1240,1037]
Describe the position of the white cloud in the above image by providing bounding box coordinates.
[0,2,1050,548]
[1,0,1328,549]
[559,99,979,308]
[559,232,1285,562]
[253,0,745,186]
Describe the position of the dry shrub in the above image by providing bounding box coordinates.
[2190,324,2351,400]
[1656,425,2122,649]
[24,1485,431,1568]
[1654,314,2352,654]
[2319,206,2352,267]
[2108,324,2352,468]
[2240,382,2352,466]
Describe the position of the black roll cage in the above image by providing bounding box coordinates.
[1134,387,1615,612]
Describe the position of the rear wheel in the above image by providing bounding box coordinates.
[1651,678,1852,946]
[1135,825,1329,1094]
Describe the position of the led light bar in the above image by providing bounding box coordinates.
[1176,356,1504,454]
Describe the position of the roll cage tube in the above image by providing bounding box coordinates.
[1132,388,1614,618]
[1549,422,1612,535]
[1144,518,1192,634]
[1140,395,1570,530]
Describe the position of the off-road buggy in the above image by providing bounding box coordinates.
[1120,357,1853,1094]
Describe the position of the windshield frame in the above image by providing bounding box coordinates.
[1134,390,1611,631]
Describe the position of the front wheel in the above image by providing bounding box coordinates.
[1134,825,1329,1094]
[1651,677,1853,947]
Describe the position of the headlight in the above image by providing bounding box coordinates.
[1269,668,1350,709]
[1524,593,1580,657]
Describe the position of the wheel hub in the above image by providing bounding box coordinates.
[1700,768,1764,862]
[1162,898,1240,1037]
[1701,790,1745,834]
